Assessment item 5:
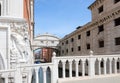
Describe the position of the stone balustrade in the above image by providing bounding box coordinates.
[0,52,120,83]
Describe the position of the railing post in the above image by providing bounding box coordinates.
[62,61,66,78]
[88,51,95,77]
[114,59,117,74]
[35,67,39,83]
[98,60,101,75]
[75,61,79,77]
[52,52,58,83]
[82,61,85,77]
[103,59,107,75]
[109,59,112,74]
[43,67,47,83]
[15,65,22,83]
[69,61,72,78]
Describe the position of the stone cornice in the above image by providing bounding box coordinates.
[61,6,120,41]
[88,0,105,10]
[0,16,26,23]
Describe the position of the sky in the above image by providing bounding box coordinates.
[34,0,95,38]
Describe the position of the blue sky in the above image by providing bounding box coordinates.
[34,0,95,38]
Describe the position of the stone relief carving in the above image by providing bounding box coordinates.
[10,23,31,64]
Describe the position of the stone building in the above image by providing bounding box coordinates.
[59,0,120,56]
[0,0,34,83]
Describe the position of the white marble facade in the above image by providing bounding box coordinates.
[0,0,33,83]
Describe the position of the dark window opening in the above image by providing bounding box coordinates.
[98,25,104,33]
[117,62,119,69]
[78,46,81,51]
[71,48,74,52]
[87,44,90,49]
[99,40,104,48]
[86,31,90,36]
[101,61,104,67]
[66,49,68,53]
[115,37,120,45]
[66,40,68,44]
[62,42,64,45]
[114,17,120,26]
[71,38,74,42]
[98,5,103,13]
[114,0,120,3]
[78,35,81,39]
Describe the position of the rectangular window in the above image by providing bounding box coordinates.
[114,0,120,3]
[114,17,120,26]
[115,37,120,45]
[87,44,90,49]
[71,38,74,42]
[66,40,68,44]
[98,5,103,13]
[66,49,68,53]
[86,30,90,36]
[98,25,104,33]
[78,46,81,51]
[62,42,64,45]
[78,35,81,39]
[71,48,74,52]
[99,40,104,48]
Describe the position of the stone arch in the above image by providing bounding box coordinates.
[78,59,82,76]
[95,58,99,75]
[31,69,36,83]
[46,67,51,83]
[58,60,62,78]
[85,59,89,76]
[65,60,69,77]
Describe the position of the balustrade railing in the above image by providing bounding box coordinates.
[0,51,120,83]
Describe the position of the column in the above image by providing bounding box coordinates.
[88,58,95,77]
[98,61,101,75]
[109,60,112,74]
[35,68,39,83]
[69,61,72,78]
[52,53,58,83]
[114,60,117,74]
[103,60,106,75]
[75,61,79,77]
[82,61,85,77]
[43,68,47,83]
[62,62,66,78]
[5,76,8,83]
